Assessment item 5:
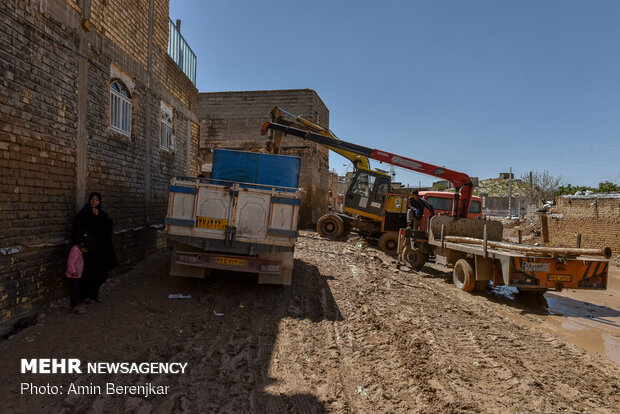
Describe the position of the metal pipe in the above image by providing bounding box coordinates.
[443,236,612,259]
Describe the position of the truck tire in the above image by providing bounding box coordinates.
[378,232,398,256]
[317,214,345,239]
[401,245,428,269]
[453,259,476,292]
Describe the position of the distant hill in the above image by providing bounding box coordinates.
[475,178,530,197]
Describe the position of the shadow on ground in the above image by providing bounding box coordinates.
[0,252,342,413]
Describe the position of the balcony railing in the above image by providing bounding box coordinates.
[168,19,197,85]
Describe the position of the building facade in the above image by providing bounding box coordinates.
[0,0,199,329]
[548,194,620,256]
[198,89,330,227]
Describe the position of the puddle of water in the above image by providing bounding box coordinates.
[603,334,620,364]
[487,278,620,366]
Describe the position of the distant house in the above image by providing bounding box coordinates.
[477,174,530,217]
[198,90,330,227]
[548,194,620,254]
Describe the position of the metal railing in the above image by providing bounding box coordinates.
[168,19,197,85]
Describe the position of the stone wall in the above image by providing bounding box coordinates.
[198,89,330,227]
[0,0,198,329]
[548,195,620,257]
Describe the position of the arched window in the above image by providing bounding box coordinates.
[109,80,132,136]
[160,109,174,150]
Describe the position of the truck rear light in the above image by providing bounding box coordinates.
[259,264,280,273]
[578,273,607,289]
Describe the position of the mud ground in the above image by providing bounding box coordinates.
[1,231,619,413]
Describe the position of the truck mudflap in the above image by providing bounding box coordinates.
[175,250,283,274]
[508,257,608,290]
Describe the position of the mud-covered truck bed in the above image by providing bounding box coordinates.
[398,216,610,294]
[165,149,302,285]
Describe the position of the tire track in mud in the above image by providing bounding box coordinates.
[389,268,619,412]
[388,271,618,413]
[64,294,249,413]
[295,232,620,413]
[3,234,619,413]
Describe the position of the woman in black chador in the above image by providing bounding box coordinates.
[72,192,118,303]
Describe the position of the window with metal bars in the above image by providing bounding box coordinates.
[160,109,174,151]
[109,80,132,137]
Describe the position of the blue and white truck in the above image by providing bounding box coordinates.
[165,149,302,285]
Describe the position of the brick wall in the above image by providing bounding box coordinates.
[0,0,198,330]
[86,0,150,71]
[548,196,620,257]
[188,121,200,176]
[0,0,81,325]
[198,89,330,227]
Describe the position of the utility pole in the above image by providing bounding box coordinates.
[529,171,533,205]
[508,167,513,217]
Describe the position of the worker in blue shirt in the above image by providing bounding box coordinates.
[407,190,434,230]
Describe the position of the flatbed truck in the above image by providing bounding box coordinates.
[398,216,610,293]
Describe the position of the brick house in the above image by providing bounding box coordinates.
[0,0,199,329]
[198,89,330,228]
[548,194,620,257]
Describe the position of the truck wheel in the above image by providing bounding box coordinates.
[317,214,345,239]
[453,259,476,292]
[378,232,398,256]
[401,245,428,269]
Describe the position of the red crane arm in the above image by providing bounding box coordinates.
[368,149,474,218]
[261,122,474,217]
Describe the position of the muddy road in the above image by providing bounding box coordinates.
[1,231,619,413]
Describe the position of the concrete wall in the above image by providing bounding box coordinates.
[548,196,620,256]
[0,0,199,328]
[484,197,529,217]
[198,89,330,227]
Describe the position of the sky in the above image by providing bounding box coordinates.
[170,0,620,188]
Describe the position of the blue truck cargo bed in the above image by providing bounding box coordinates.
[211,149,301,188]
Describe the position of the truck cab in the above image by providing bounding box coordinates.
[343,169,391,221]
[416,191,483,232]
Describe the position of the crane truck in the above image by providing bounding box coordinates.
[263,118,475,255]
[268,107,481,256]
[261,122,611,295]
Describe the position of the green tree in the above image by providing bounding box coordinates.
[598,181,619,193]
[555,184,594,197]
